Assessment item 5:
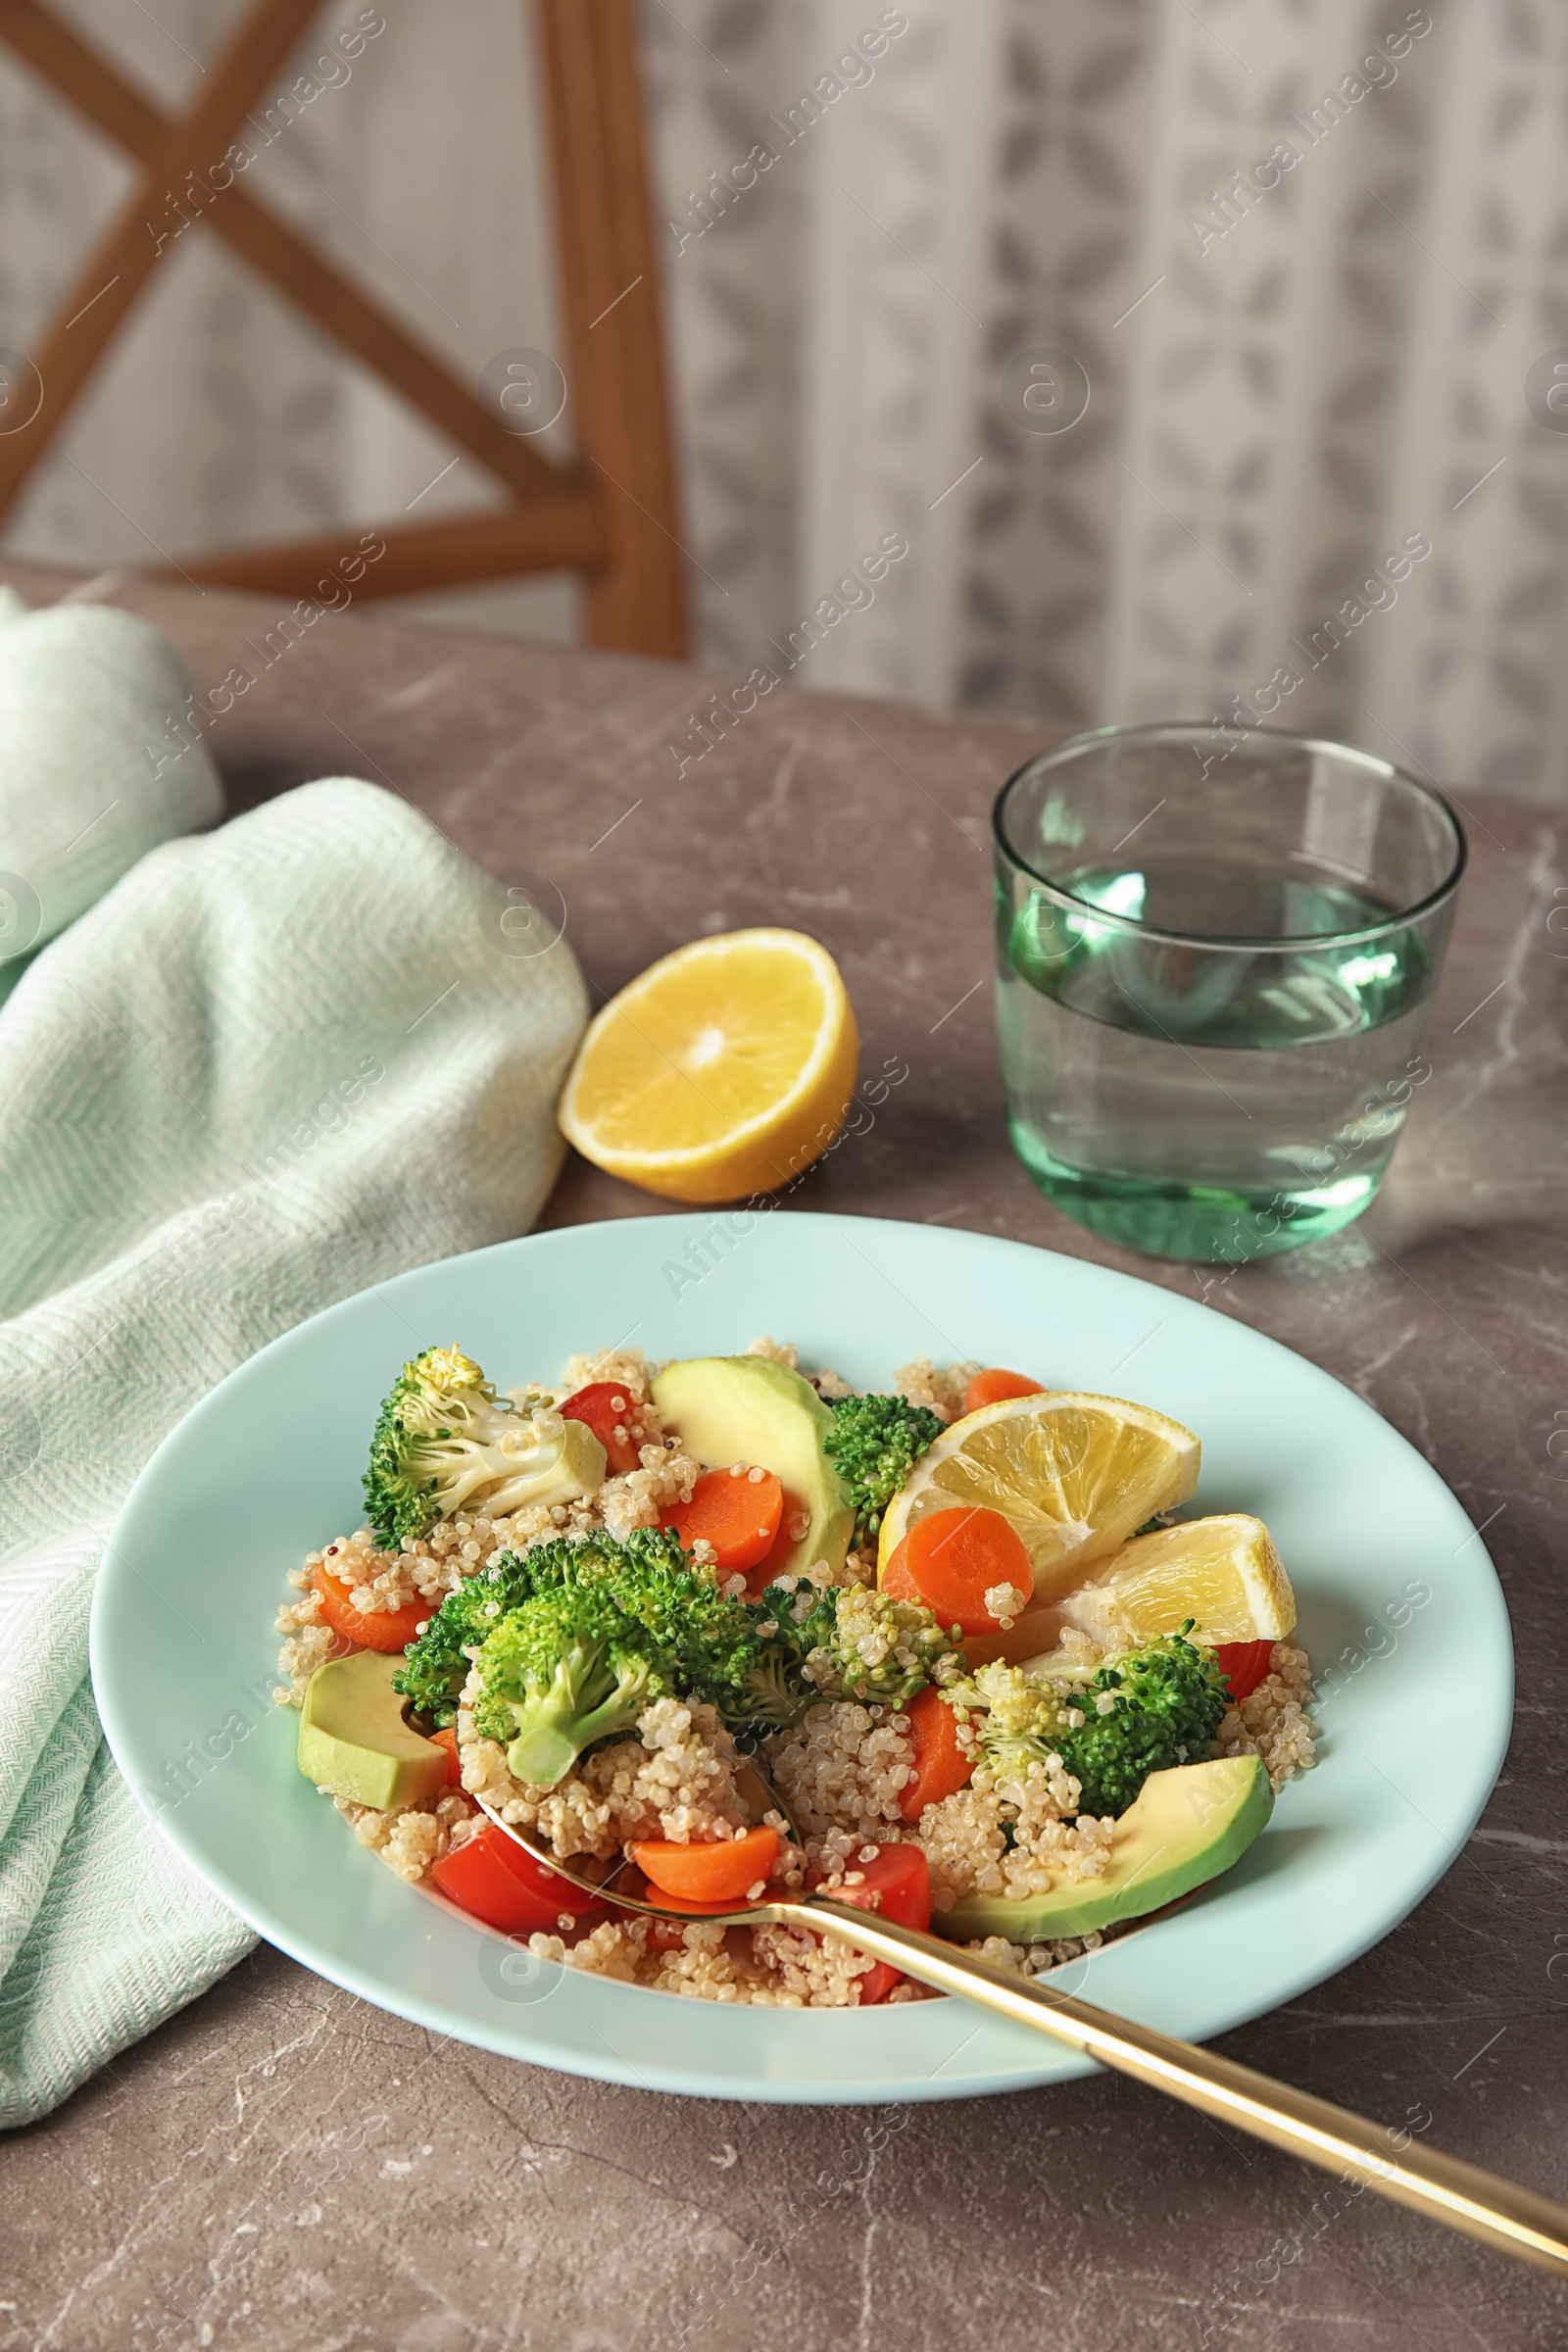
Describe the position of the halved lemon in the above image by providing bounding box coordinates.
[557,929,858,1203]
[877,1391,1200,1605]
[1059,1513,1296,1650]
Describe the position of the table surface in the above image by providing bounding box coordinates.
[2,556,1565,2352]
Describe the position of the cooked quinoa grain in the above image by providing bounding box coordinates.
[893,1354,978,1422]
[280,1343,1321,2008]
[764,1703,915,1854]
[1212,1639,1317,1788]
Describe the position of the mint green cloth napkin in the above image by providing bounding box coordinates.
[0,584,222,999]
[0,767,588,2125]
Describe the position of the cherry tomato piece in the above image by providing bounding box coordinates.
[812,1842,932,2005]
[431,1823,606,1936]
[1215,1639,1274,1703]
[558,1381,641,1475]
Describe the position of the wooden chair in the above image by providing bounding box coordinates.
[0,0,688,657]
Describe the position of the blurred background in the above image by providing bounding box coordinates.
[2,0,1565,800]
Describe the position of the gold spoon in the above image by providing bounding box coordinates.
[474,1764,1568,2278]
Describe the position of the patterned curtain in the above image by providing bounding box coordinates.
[648,0,1568,802]
[3,1,1566,798]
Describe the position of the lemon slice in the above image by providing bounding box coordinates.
[557,928,858,1203]
[1060,1513,1296,1649]
[878,1391,1200,1604]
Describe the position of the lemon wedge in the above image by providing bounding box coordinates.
[1059,1512,1296,1649]
[878,1390,1200,1605]
[557,928,858,1203]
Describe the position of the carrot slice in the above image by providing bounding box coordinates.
[312,1562,429,1654]
[631,1825,780,1904]
[961,1367,1046,1416]
[898,1685,973,1822]
[428,1726,466,1788]
[662,1466,784,1575]
[882,1505,1035,1640]
[644,1888,757,1917]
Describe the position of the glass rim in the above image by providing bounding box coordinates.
[993,720,1468,953]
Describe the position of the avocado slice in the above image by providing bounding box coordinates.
[935,1753,1272,1945]
[650,1353,856,1579]
[297,1648,449,1811]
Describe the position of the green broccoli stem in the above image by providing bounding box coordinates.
[505,1718,581,1790]
[502,1650,651,1788]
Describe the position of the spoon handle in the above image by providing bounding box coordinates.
[799,1897,1568,2277]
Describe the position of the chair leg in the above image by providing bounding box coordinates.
[533,0,690,661]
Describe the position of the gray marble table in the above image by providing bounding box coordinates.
[2,556,1564,2352]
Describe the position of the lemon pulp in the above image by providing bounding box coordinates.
[879,1390,1200,1605]
[1061,1512,1296,1648]
[558,928,858,1203]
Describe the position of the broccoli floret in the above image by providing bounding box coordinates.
[719,1581,836,1738]
[471,1585,676,1787]
[394,1524,776,1739]
[955,1627,1229,1818]
[396,1530,962,1762]
[362,1345,603,1547]
[719,1580,963,1735]
[750,1578,962,1712]
[823,1393,946,1548]
[564,1524,765,1702]
[723,1641,816,1739]
[391,1544,535,1725]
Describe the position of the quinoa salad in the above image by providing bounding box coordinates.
[278,1338,1317,2009]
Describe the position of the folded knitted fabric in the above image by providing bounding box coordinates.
[0,584,220,997]
[0,771,588,2124]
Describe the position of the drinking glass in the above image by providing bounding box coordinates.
[993,722,1465,1262]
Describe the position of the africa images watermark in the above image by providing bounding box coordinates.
[1314,1577,1434,1705]
[1185,9,1434,259]
[1194,530,1433,746]
[664,8,909,257]
[665,531,909,777]
[661,1056,910,1300]
[673,2105,912,2344]
[138,1675,280,1817]
[144,1054,388,1311]
[1196,2098,1435,2345]
[143,529,387,779]
[145,9,387,257]
[1189,1054,1435,1301]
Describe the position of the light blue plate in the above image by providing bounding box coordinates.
[90,1213,1511,2105]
